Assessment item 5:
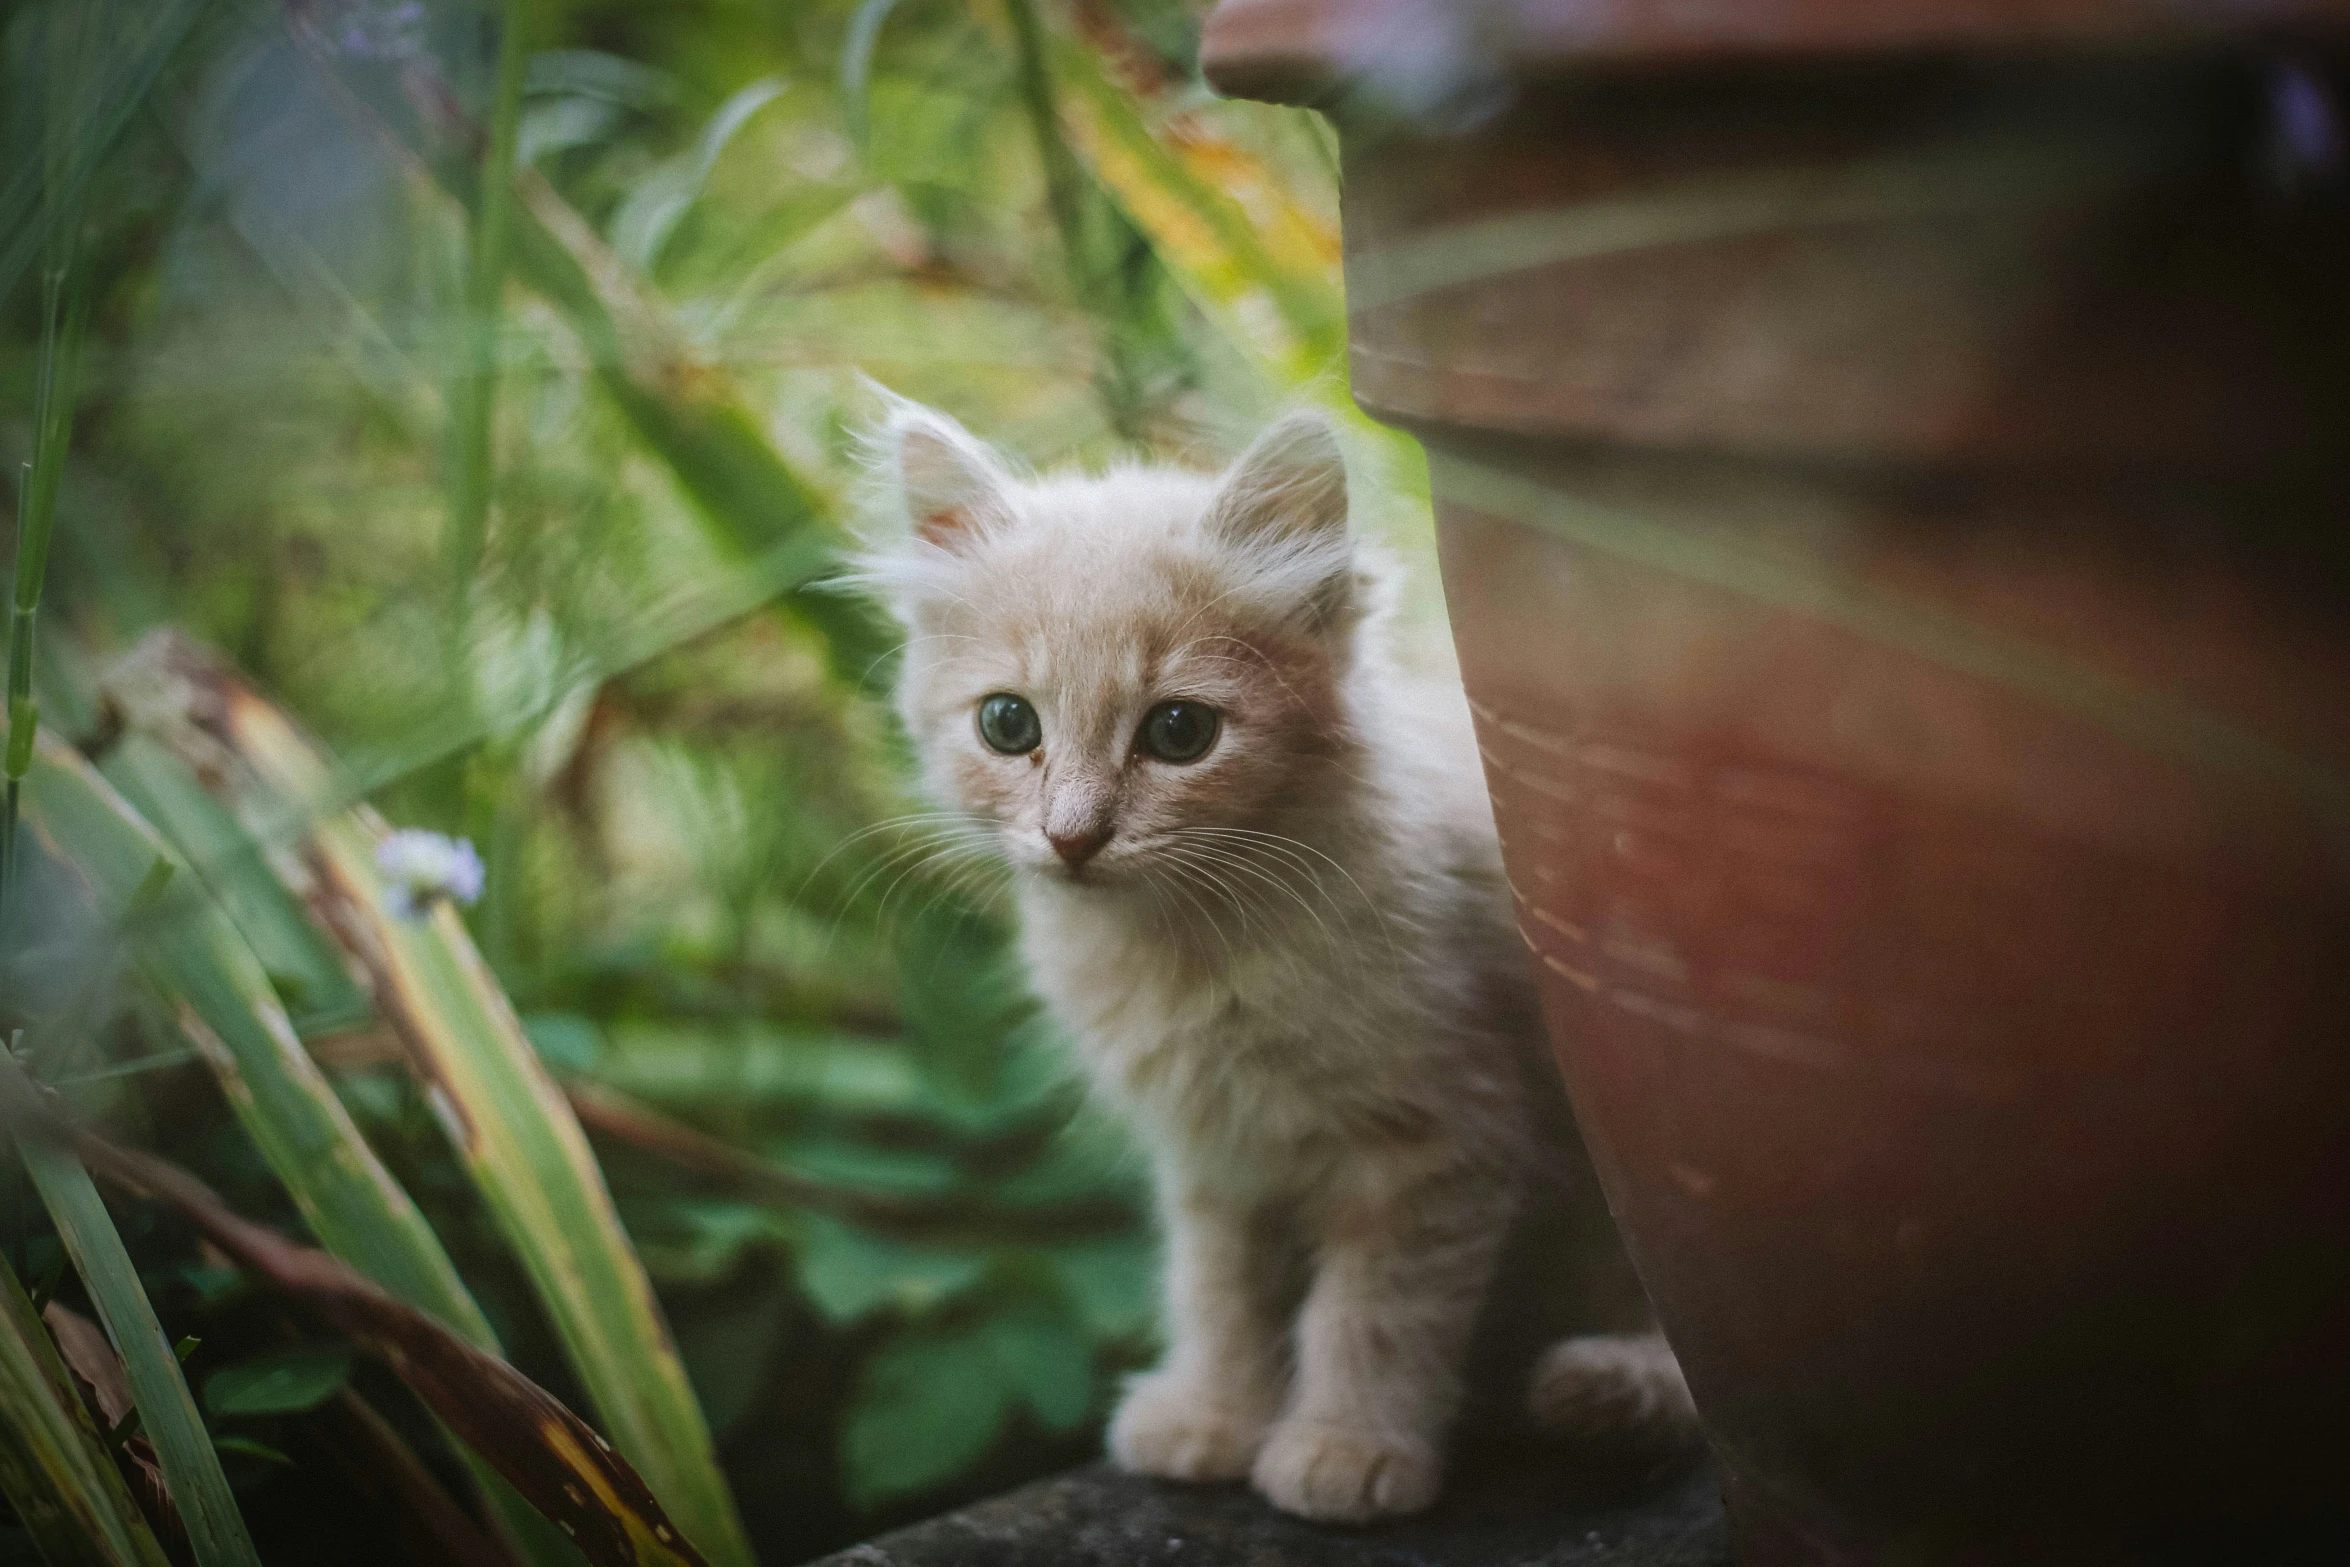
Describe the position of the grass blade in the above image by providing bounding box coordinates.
[0,0,205,312]
[24,738,495,1335]
[320,1387,528,1567]
[1048,35,1344,383]
[74,1130,710,1567]
[281,11,890,687]
[21,735,583,1567]
[0,1250,172,1567]
[2,1059,261,1567]
[3,206,93,904]
[506,177,891,681]
[445,0,536,634]
[838,0,906,149]
[123,648,755,1567]
[92,732,368,1038]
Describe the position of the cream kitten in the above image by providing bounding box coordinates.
[862,401,1695,1522]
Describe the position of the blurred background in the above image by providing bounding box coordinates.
[0,0,1442,1562]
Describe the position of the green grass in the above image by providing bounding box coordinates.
[0,1,1345,1559]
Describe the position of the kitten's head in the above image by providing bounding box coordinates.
[861,403,1377,888]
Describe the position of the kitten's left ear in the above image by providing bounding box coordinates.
[1206,411,1349,546]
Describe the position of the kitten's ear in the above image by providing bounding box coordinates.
[1206,412,1349,545]
[885,403,1013,548]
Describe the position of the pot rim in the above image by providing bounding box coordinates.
[1201,0,2350,105]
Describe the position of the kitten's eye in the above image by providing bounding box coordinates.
[976,693,1041,755]
[1139,700,1219,764]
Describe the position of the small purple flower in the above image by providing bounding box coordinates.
[377,829,485,922]
[2268,57,2345,190]
[331,0,427,62]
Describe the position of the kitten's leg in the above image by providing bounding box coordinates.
[1109,1181,1290,1482]
[1252,1153,1510,1522]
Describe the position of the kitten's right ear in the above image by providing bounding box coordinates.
[885,404,1013,548]
[1206,411,1349,546]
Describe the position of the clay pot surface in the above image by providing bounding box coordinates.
[1207,6,2350,1562]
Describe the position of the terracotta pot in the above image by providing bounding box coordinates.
[1204,4,2350,1561]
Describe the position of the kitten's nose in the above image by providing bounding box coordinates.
[1047,823,1111,868]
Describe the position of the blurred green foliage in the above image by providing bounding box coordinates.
[0,0,1392,1559]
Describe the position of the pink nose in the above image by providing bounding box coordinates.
[1047,824,1111,867]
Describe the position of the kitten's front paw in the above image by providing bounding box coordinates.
[1250,1420,1442,1523]
[1108,1372,1269,1482]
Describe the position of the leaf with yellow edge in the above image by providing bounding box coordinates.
[0,1250,173,1567]
[108,636,753,1567]
[66,1128,710,1567]
[22,734,584,1566]
[1048,36,1345,385]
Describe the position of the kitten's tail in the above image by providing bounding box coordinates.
[1526,1332,1703,1451]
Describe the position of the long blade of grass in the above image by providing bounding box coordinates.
[24,738,493,1333]
[839,0,907,149]
[0,1250,172,1567]
[1,1060,261,1567]
[91,732,368,1038]
[1048,34,1344,384]
[1001,0,1178,435]
[445,0,536,635]
[3,208,93,903]
[0,0,206,312]
[279,9,891,688]
[124,649,754,1567]
[21,735,582,1567]
[72,1126,711,1567]
[505,177,891,680]
[320,1386,526,1567]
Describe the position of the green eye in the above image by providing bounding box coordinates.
[1139,700,1218,764]
[977,693,1041,754]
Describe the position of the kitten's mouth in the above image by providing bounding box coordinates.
[1034,853,1125,887]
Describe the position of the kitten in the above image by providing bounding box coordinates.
[862,401,1696,1522]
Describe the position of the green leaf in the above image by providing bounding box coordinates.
[839,0,907,149]
[503,172,893,690]
[841,1323,1011,1508]
[2,1075,262,1567]
[25,744,498,1335]
[981,1304,1093,1433]
[1044,1236,1158,1344]
[627,1200,790,1287]
[150,662,754,1567]
[793,1214,986,1327]
[841,1300,1097,1507]
[1048,36,1345,381]
[609,78,786,274]
[97,735,367,1037]
[0,0,206,311]
[209,1438,294,1468]
[522,1012,606,1074]
[36,736,583,1566]
[598,1022,928,1118]
[0,1251,171,1567]
[203,1347,352,1418]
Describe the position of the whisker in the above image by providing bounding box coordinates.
[1165,840,1344,965]
[1176,826,1405,970]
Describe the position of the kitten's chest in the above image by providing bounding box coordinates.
[1019,899,1365,1154]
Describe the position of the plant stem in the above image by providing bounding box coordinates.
[444,0,534,656]
[1002,0,1156,437]
[1,1055,261,1567]
[4,255,90,906]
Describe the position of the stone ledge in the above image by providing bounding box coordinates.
[804,1453,1728,1567]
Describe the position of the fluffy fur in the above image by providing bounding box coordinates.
[861,401,1694,1522]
